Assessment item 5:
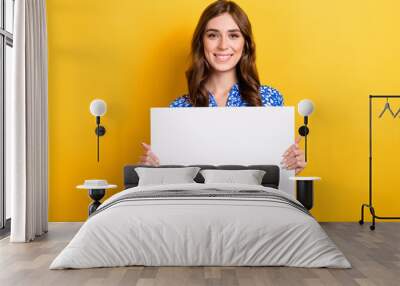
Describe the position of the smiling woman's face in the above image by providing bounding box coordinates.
[203,13,245,73]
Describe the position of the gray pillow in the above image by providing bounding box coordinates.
[200,169,266,185]
[135,167,201,186]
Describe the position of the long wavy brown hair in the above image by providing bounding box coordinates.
[186,0,261,107]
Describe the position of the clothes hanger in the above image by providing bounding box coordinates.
[394,107,400,118]
[378,97,395,118]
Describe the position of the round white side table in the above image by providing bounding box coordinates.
[77,180,117,215]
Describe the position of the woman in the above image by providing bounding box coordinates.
[140,0,306,174]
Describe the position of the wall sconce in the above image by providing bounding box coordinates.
[297,99,314,162]
[89,99,107,162]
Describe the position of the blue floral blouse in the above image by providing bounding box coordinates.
[170,83,284,107]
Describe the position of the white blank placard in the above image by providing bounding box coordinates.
[151,107,295,195]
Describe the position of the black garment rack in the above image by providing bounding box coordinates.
[359,95,400,230]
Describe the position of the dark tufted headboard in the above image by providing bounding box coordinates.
[124,165,280,189]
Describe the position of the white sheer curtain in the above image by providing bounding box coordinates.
[8,0,48,242]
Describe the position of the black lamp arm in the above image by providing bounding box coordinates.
[94,116,106,162]
[298,116,309,162]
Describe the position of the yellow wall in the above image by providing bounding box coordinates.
[47,0,400,222]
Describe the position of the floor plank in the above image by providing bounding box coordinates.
[0,222,399,286]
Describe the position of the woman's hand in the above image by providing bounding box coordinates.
[281,137,307,175]
[138,142,160,166]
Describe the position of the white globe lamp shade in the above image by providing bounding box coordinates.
[90,99,107,117]
[298,99,314,117]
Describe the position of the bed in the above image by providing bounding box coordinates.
[50,165,350,269]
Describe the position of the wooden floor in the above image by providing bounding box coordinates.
[0,222,399,286]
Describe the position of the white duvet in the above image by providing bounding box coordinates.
[50,183,351,269]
